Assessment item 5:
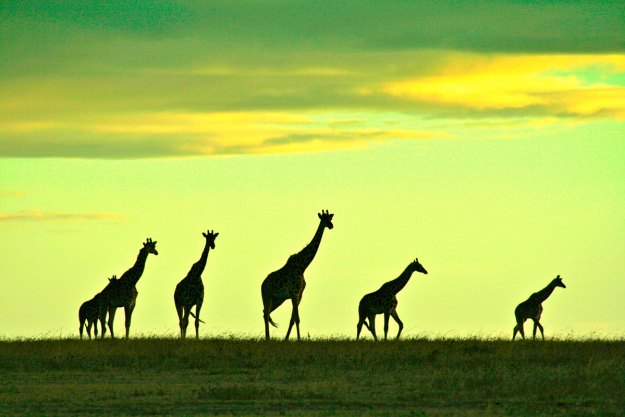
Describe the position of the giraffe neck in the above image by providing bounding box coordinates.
[119,248,150,286]
[385,265,415,295]
[289,221,326,272]
[534,281,557,303]
[187,240,211,280]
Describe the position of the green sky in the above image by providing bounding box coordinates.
[1,1,624,338]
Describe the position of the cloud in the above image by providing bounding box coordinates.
[380,54,625,118]
[0,111,444,158]
[0,210,125,223]
[1,2,624,159]
[0,189,26,198]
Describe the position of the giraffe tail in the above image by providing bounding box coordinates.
[266,313,278,328]
[189,311,205,324]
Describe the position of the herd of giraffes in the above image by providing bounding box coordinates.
[79,210,566,341]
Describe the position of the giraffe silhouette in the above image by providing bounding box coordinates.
[78,275,117,339]
[261,210,334,341]
[174,230,218,339]
[513,275,566,340]
[356,258,428,340]
[97,238,158,339]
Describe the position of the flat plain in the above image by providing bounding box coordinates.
[0,337,623,416]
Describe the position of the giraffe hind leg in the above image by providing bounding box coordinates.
[390,310,404,340]
[367,314,378,341]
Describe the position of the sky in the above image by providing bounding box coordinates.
[1,1,624,339]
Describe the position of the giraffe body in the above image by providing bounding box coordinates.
[357,258,428,340]
[174,230,218,339]
[512,275,566,340]
[79,275,118,339]
[261,210,334,340]
[79,293,102,339]
[98,238,158,339]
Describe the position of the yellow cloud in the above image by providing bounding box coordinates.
[382,54,625,117]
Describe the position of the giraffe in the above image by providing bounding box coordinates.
[98,238,158,339]
[513,275,566,340]
[78,275,117,339]
[261,210,334,341]
[356,258,428,341]
[174,230,219,339]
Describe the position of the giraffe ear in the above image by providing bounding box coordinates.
[318,212,322,219]
[202,232,208,238]
[214,232,219,238]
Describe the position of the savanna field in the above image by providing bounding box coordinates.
[0,337,623,417]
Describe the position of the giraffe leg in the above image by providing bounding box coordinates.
[194,302,203,340]
[285,298,301,341]
[79,318,85,340]
[356,312,367,340]
[383,312,390,341]
[94,320,99,338]
[124,303,135,339]
[175,302,185,339]
[367,314,378,341]
[182,307,191,339]
[535,321,544,340]
[86,321,92,340]
[391,311,404,339]
[532,319,538,340]
[107,308,117,339]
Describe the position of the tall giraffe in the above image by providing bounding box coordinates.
[98,238,158,339]
[78,275,117,339]
[356,258,428,340]
[174,230,219,339]
[513,275,566,340]
[261,210,334,341]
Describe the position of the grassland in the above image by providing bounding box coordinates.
[0,337,623,416]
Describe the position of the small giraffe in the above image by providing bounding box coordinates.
[174,230,219,339]
[98,238,158,339]
[357,258,428,340]
[78,275,117,339]
[513,275,566,340]
[261,210,334,341]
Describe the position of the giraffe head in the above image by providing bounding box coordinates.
[202,230,219,249]
[552,274,566,288]
[318,210,334,229]
[409,258,428,275]
[142,238,158,255]
[108,274,118,282]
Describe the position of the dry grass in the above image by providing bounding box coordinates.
[0,337,623,416]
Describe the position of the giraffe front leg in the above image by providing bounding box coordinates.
[194,302,203,340]
[391,311,404,340]
[107,308,117,339]
[86,321,92,339]
[536,321,544,340]
[181,307,191,339]
[285,298,300,341]
[124,303,135,339]
[94,320,99,338]
[383,312,390,341]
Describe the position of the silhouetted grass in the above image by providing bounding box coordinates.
[0,337,623,416]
